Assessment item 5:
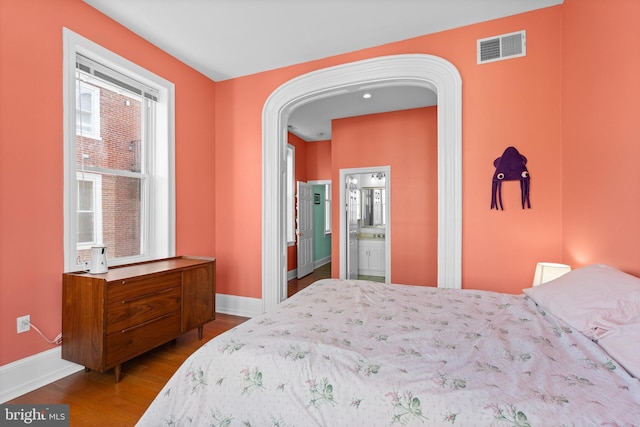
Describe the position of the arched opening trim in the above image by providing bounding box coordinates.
[262,54,462,312]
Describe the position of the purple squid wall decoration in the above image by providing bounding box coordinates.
[491,146,531,210]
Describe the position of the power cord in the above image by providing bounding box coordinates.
[28,320,63,345]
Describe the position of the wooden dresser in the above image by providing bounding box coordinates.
[62,256,215,382]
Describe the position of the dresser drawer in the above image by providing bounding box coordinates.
[62,256,216,382]
[107,272,182,303]
[105,310,181,367]
[106,286,181,334]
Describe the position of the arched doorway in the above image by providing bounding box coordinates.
[262,54,462,312]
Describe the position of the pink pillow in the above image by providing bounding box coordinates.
[597,320,640,379]
[523,264,640,335]
[590,299,640,340]
[591,300,640,378]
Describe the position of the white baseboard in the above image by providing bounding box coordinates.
[0,347,83,403]
[314,256,331,269]
[215,293,263,318]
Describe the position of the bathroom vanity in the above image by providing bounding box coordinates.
[358,235,385,277]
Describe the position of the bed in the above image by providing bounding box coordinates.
[137,264,640,426]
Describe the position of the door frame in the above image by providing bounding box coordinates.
[307,179,332,269]
[262,54,462,313]
[339,166,391,283]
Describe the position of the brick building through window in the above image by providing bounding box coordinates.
[75,77,144,264]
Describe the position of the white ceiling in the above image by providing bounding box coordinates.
[83,0,562,141]
[288,85,438,141]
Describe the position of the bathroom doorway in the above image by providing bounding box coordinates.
[340,166,390,283]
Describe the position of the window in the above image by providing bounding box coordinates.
[63,29,175,272]
[76,172,103,248]
[76,83,100,139]
[286,144,295,245]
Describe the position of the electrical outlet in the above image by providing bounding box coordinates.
[17,315,30,334]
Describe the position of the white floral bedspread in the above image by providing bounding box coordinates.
[137,279,640,426]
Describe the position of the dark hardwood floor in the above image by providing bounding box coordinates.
[287,261,331,297]
[7,263,332,426]
[6,314,247,426]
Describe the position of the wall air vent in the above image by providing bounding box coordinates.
[477,30,526,64]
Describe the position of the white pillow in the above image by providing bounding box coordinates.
[594,305,640,378]
[523,264,640,335]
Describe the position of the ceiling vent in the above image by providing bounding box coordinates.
[477,30,526,64]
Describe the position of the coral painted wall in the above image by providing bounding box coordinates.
[214,5,564,298]
[561,0,640,276]
[306,140,332,180]
[0,0,216,366]
[331,108,438,286]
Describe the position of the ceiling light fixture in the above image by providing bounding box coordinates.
[362,93,372,99]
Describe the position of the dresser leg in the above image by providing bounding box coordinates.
[198,325,203,340]
[114,365,122,383]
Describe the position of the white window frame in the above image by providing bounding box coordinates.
[62,28,176,272]
[286,144,295,246]
[76,82,101,140]
[76,171,103,250]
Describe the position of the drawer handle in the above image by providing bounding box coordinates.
[121,312,174,334]
[121,287,178,304]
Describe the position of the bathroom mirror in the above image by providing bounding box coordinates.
[361,187,386,227]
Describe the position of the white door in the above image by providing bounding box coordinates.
[296,181,314,278]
